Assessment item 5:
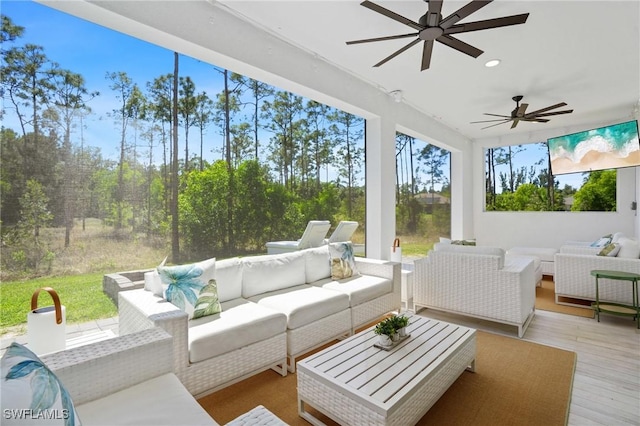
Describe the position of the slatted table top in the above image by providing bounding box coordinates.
[297,315,476,418]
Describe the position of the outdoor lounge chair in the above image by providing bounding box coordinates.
[325,221,359,243]
[265,220,331,254]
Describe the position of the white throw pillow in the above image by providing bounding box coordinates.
[617,238,640,259]
[144,256,167,296]
[1,343,81,425]
[611,232,625,243]
[158,257,218,319]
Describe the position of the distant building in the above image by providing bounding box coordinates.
[415,192,450,205]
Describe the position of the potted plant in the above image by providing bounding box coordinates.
[392,315,410,337]
[374,318,397,346]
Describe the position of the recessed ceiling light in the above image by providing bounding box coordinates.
[485,59,501,68]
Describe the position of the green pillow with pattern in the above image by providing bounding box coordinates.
[597,243,620,257]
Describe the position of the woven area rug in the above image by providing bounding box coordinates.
[198,331,576,425]
[536,278,594,318]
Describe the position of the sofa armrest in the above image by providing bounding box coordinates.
[118,289,190,374]
[355,257,401,296]
[40,328,172,406]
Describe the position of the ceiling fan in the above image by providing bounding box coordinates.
[471,96,574,129]
[346,0,529,71]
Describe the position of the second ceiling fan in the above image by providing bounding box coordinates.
[471,96,574,129]
[346,0,529,71]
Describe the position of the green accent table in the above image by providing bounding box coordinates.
[590,269,640,328]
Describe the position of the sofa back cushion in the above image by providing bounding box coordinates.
[242,251,306,298]
[434,243,505,268]
[617,237,640,259]
[215,257,243,302]
[304,246,331,283]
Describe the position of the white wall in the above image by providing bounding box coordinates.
[472,120,639,249]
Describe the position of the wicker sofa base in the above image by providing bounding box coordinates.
[415,304,535,338]
[182,333,287,398]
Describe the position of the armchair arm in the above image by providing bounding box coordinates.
[41,328,172,406]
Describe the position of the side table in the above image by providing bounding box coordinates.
[590,269,640,329]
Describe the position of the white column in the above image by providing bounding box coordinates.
[366,117,396,260]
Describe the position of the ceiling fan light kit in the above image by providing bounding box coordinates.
[346,0,529,71]
[471,95,574,129]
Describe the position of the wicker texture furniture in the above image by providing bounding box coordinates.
[297,316,476,426]
[555,244,640,305]
[40,328,218,425]
[414,244,536,338]
[118,246,400,394]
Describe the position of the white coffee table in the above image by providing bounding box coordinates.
[297,316,476,426]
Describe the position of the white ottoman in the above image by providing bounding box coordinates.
[507,247,558,276]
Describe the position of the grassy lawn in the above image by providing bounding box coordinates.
[0,273,118,336]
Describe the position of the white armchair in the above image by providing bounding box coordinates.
[414,243,537,338]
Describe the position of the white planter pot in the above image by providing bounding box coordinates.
[378,334,392,346]
[398,327,407,338]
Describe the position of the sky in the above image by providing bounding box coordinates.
[1,0,583,191]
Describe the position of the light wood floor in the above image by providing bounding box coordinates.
[415,306,640,426]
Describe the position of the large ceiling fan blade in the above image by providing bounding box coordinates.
[426,0,443,26]
[360,1,423,31]
[440,0,492,29]
[515,103,529,117]
[374,38,422,67]
[510,119,520,129]
[481,120,511,129]
[445,14,530,35]
[437,35,483,58]
[525,102,568,116]
[471,118,513,124]
[528,118,551,123]
[483,113,511,118]
[346,32,418,45]
[529,109,574,118]
[421,40,434,70]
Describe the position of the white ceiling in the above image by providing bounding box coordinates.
[44,0,640,142]
[216,0,640,140]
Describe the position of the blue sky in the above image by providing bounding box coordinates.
[2,0,582,190]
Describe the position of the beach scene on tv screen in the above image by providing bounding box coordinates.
[548,120,640,175]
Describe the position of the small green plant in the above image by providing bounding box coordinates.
[374,318,396,337]
[392,315,410,329]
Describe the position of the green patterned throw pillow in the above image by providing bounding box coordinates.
[158,258,221,320]
[597,242,621,257]
[1,342,81,426]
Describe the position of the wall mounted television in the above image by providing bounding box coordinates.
[547,119,640,175]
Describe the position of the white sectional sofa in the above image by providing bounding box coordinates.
[414,243,538,338]
[555,236,640,305]
[118,246,400,396]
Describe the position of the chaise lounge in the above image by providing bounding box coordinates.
[265,220,331,254]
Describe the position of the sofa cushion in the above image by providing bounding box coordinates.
[188,299,287,363]
[304,246,331,283]
[159,258,217,320]
[1,342,81,426]
[617,237,640,259]
[248,285,350,329]
[242,252,306,298]
[329,242,359,279]
[313,274,392,306]
[215,257,243,303]
[76,373,217,425]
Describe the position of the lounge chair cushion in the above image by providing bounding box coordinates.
[242,252,306,298]
[314,274,393,306]
[248,285,350,329]
[76,373,217,425]
[188,299,287,363]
